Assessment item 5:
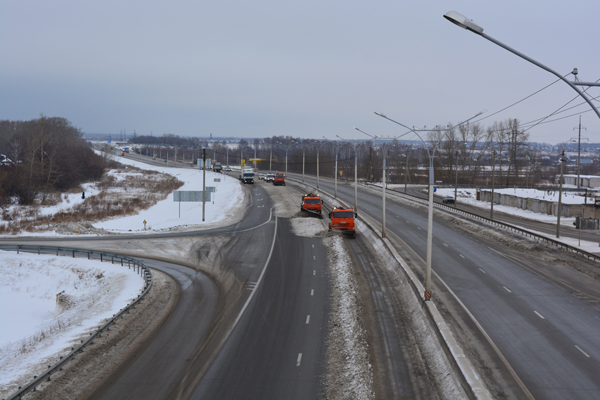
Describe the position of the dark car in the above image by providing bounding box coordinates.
[442,195,455,204]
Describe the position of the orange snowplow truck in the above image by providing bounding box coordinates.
[301,193,323,218]
[273,173,286,186]
[329,207,356,236]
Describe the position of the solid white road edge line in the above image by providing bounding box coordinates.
[228,209,277,337]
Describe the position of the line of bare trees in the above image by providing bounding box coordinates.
[129,117,595,188]
[0,116,105,205]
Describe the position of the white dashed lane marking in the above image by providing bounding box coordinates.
[296,353,303,366]
[575,345,590,358]
[534,311,545,320]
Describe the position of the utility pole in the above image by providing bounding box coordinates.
[202,148,206,222]
[404,148,409,194]
[573,116,587,189]
[491,150,496,220]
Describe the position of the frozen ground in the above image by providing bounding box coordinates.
[0,253,144,395]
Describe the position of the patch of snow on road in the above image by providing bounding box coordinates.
[325,236,374,399]
[289,217,326,237]
[0,252,143,394]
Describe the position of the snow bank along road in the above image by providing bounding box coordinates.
[294,173,600,400]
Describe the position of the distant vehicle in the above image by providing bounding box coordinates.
[266,173,274,182]
[329,206,356,237]
[213,162,223,173]
[240,168,255,184]
[301,193,323,218]
[225,166,232,171]
[258,173,266,180]
[273,173,285,186]
[442,195,455,204]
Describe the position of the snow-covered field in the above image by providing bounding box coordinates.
[0,253,144,392]
[93,153,244,233]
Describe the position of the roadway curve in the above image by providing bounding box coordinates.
[3,179,333,399]
[294,173,600,399]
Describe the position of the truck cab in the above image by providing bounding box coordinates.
[241,168,254,184]
[329,207,356,236]
[273,173,286,186]
[301,193,323,217]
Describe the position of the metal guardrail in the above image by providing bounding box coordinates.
[1,245,153,400]
[371,184,600,265]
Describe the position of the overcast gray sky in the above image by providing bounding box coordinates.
[1,0,598,144]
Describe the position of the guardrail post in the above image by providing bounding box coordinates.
[111,256,114,264]
[72,250,75,258]
[38,246,41,255]
[57,248,59,256]
[100,254,103,262]
[121,258,123,266]
[17,245,19,254]
[88,252,90,260]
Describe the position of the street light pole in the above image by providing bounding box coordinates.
[405,149,409,194]
[374,111,483,301]
[355,128,398,239]
[491,149,496,220]
[338,135,363,215]
[444,11,600,122]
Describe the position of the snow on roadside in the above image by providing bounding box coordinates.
[0,252,144,394]
[325,236,374,399]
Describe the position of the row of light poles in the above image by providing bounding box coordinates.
[218,11,598,304]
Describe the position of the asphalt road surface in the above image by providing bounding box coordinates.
[294,173,600,399]
[191,218,329,399]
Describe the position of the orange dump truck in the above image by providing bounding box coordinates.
[328,206,356,236]
[301,193,323,218]
[273,173,286,186]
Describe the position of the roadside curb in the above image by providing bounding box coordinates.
[289,177,492,400]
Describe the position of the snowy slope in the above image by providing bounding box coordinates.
[0,253,143,390]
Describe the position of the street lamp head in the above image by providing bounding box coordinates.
[374,112,387,118]
[443,11,484,34]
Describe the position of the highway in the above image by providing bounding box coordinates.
[5,178,335,399]
[294,173,600,399]
[190,218,329,399]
